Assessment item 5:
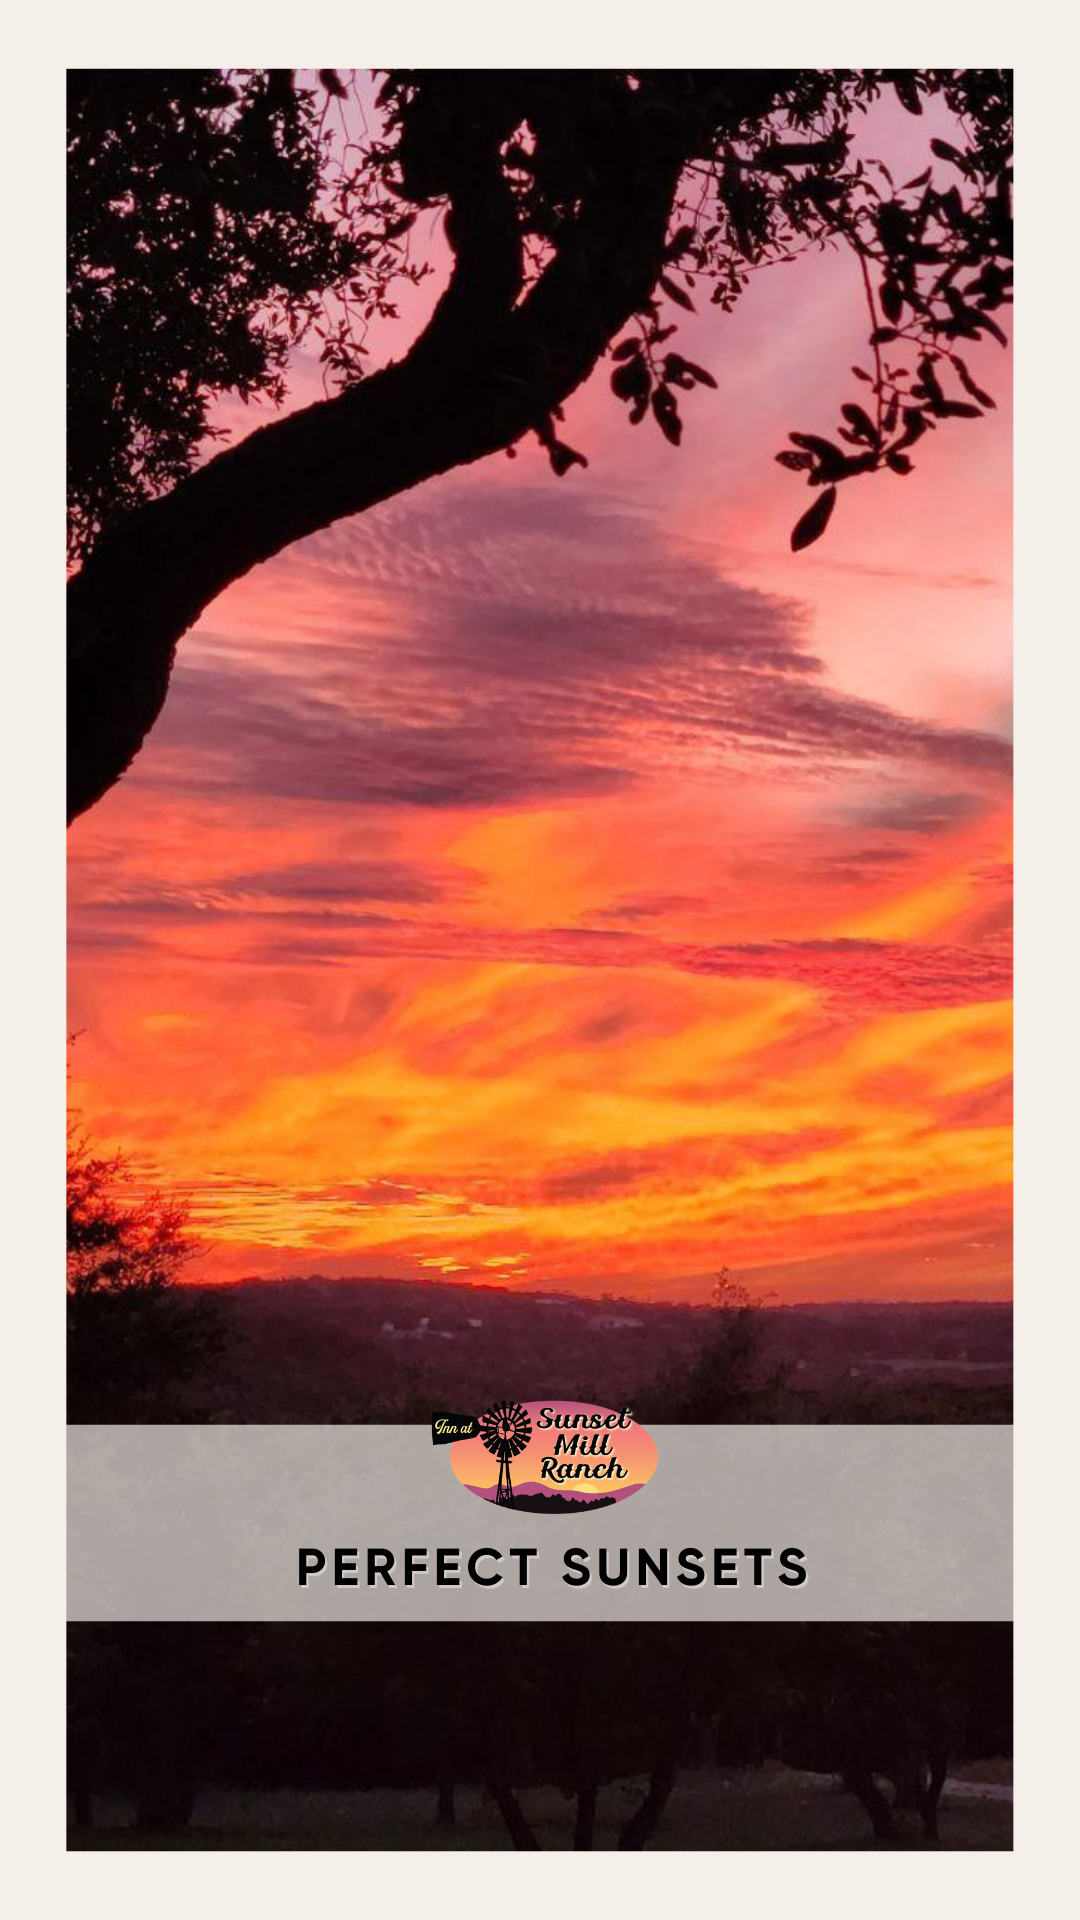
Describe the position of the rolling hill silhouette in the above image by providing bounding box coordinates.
[502,1490,617,1514]
[465,1480,642,1513]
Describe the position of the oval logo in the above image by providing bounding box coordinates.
[451,1400,657,1515]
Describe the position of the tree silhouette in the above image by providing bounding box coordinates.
[67,1121,222,1420]
[67,71,373,562]
[640,1270,788,1421]
[67,1621,1012,1843]
[68,69,1011,821]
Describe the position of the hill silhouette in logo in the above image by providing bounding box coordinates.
[466,1487,618,1514]
[466,1479,644,1510]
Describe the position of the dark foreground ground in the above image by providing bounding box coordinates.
[68,1763,1012,1851]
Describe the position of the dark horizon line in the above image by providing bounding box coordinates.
[180,1271,1014,1313]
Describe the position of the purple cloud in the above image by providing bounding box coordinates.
[142,484,1011,813]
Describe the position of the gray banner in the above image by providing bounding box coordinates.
[68,1424,1011,1622]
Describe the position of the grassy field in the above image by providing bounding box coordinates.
[68,1763,1012,1851]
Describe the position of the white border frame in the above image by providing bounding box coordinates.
[7,6,1073,1912]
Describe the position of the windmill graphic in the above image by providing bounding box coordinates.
[478,1401,533,1508]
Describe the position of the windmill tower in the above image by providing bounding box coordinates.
[478,1401,533,1507]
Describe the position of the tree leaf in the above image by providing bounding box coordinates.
[790,485,837,552]
[664,224,696,261]
[547,438,589,476]
[841,402,878,444]
[952,357,996,408]
[892,74,923,116]
[665,352,717,389]
[659,272,696,312]
[651,387,683,446]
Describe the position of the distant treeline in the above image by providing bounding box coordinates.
[71,1273,1011,1424]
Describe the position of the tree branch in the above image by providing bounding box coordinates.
[67,84,688,821]
[617,1704,692,1850]
[68,72,795,822]
[487,1774,541,1850]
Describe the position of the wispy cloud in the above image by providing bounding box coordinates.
[145,487,1010,813]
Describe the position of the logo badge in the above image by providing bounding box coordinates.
[448,1399,658,1515]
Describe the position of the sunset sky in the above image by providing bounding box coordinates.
[67,97,1011,1304]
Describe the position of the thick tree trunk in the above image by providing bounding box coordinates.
[617,1713,690,1851]
[487,1775,541,1850]
[70,1783,94,1829]
[436,1773,456,1826]
[891,1763,924,1813]
[574,1783,598,1850]
[843,1767,895,1841]
[920,1744,948,1841]
[135,1774,195,1830]
[67,1714,100,1828]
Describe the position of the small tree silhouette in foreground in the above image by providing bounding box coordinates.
[68,69,1012,821]
[67,1125,222,1420]
[642,1270,788,1422]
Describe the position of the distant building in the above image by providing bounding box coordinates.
[381,1318,430,1342]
